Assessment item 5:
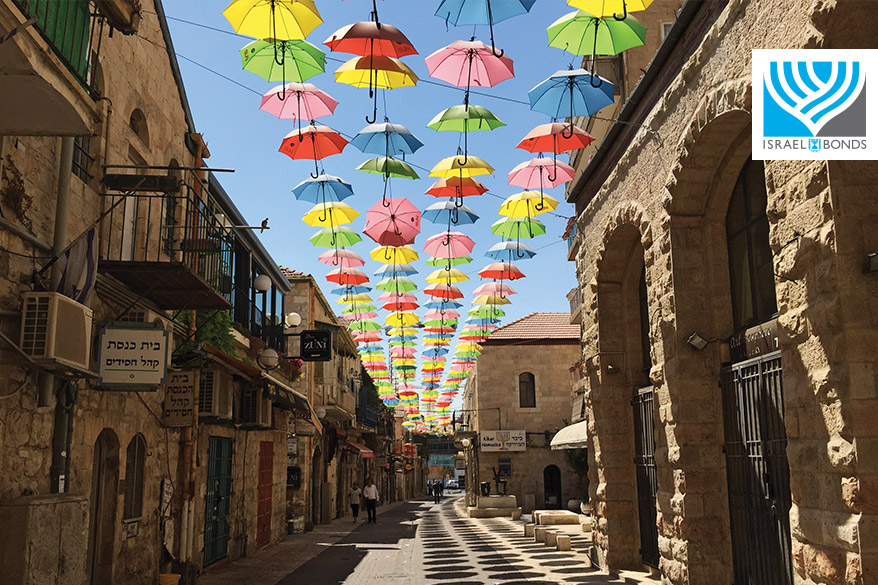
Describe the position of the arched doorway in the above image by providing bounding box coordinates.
[88,429,119,585]
[543,465,562,509]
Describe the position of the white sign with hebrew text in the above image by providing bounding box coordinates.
[98,324,168,389]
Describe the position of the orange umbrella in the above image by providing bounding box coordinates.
[279,124,348,177]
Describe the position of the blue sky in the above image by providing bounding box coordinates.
[163,0,580,387]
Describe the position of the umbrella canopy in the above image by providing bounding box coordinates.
[371,245,419,264]
[528,68,614,119]
[499,191,560,217]
[435,0,537,55]
[429,155,494,178]
[423,232,476,258]
[331,285,372,297]
[472,294,512,305]
[425,176,488,198]
[386,312,420,327]
[336,293,373,303]
[378,291,417,302]
[390,346,418,357]
[318,248,364,267]
[473,282,517,296]
[302,201,359,227]
[260,82,337,124]
[425,39,515,88]
[356,156,420,179]
[324,21,417,58]
[568,0,654,18]
[424,299,464,309]
[374,263,418,277]
[469,305,506,317]
[491,217,547,239]
[334,55,419,89]
[424,283,465,299]
[309,226,362,247]
[518,122,595,153]
[224,0,322,40]
[293,174,354,203]
[547,10,647,56]
[363,198,422,247]
[279,125,348,175]
[350,122,424,156]
[423,201,479,226]
[376,276,418,292]
[426,254,472,266]
[426,268,469,283]
[240,39,326,82]
[479,262,525,280]
[508,157,576,189]
[383,301,420,311]
[427,104,506,133]
[326,267,369,285]
[424,309,460,319]
[485,240,537,260]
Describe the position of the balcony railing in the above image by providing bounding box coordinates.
[13,0,103,95]
[567,287,582,324]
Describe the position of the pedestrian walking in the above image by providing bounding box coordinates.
[363,478,379,523]
[349,482,362,522]
[432,480,442,503]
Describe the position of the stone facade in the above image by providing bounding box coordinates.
[566,1,878,584]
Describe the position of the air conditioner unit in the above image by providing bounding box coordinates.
[20,292,93,374]
[198,369,233,420]
[241,385,271,428]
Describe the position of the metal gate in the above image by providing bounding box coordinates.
[204,436,233,566]
[632,386,659,568]
[721,351,793,585]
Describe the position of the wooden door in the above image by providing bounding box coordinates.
[256,441,273,548]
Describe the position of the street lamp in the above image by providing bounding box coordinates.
[253,274,272,292]
[257,347,280,370]
[285,312,303,327]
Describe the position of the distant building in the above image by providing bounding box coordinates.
[462,313,581,512]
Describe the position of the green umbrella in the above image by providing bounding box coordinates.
[423,319,458,328]
[427,105,505,133]
[491,217,547,239]
[376,277,418,292]
[469,306,506,318]
[426,255,472,266]
[547,10,646,57]
[356,156,420,180]
[309,226,362,247]
[343,304,377,313]
[349,320,381,332]
[241,39,326,82]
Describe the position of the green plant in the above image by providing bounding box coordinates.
[178,309,236,355]
[564,447,590,504]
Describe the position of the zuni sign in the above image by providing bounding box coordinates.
[301,330,332,361]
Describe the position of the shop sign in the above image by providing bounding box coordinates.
[98,323,168,389]
[162,370,197,427]
[480,430,526,452]
[729,319,779,363]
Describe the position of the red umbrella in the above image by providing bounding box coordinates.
[425,176,488,198]
[363,198,422,247]
[423,283,464,299]
[517,122,594,153]
[324,21,417,58]
[423,231,475,258]
[383,301,420,311]
[478,262,525,280]
[279,124,348,177]
[326,267,370,285]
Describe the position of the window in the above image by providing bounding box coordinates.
[129,109,149,147]
[123,434,146,520]
[72,136,94,182]
[726,158,778,330]
[519,372,536,408]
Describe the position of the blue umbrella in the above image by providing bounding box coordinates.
[423,200,480,226]
[292,174,354,203]
[435,0,537,56]
[485,240,537,260]
[330,284,372,295]
[424,348,450,357]
[424,299,464,309]
[374,263,419,277]
[350,122,424,156]
[529,68,615,120]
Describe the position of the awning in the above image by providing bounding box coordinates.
[261,372,323,435]
[550,420,589,450]
[347,441,375,458]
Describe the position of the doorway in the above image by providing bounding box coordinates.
[88,429,119,585]
[633,386,660,568]
[256,441,273,548]
[204,436,233,566]
[543,465,562,509]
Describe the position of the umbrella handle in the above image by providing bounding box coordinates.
[589,74,603,88]
[382,177,391,207]
[455,152,469,166]
[486,1,505,58]
[366,90,378,124]
[561,122,574,140]
[371,0,382,28]
[613,0,628,21]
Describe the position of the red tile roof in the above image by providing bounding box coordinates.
[485,312,579,341]
[279,266,310,279]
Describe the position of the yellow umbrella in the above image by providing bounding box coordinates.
[429,155,494,178]
[568,0,653,19]
[473,294,512,305]
[456,342,483,351]
[336,293,373,303]
[334,55,419,89]
[388,327,419,336]
[392,358,418,366]
[426,268,469,284]
[302,201,359,227]
[223,0,322,40]
[498,191,560,218]
[386,312,419,327]
[370,245,419,264]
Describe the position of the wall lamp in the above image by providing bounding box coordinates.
[257,347,280,370]
[605,364,620,374]
[868,253,878,273]
[285,312,303,327]
[254,274,272,292]
[686,333,711,351]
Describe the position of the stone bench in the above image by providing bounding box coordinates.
[534,526,548,543]
[524,523,535,537]
[511,509,522,521]
[534,510,581,525]
[545,531,559,547]
[556,534,572,551]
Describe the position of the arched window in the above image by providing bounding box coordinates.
[123,434,146,520]
[726,158,778,330]
[129,109,149,147]
[519,372,536,408]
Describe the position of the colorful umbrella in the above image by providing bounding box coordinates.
[423,201,479,226]
[429,155,494,178]
[374,263,418,277]
[302,201,359,227]
[279,125,349,177]
[517,122,595,153]
[547,10,647,57]
[356,156,420,180]
[350,122,424,156]
[498,191,560,217]
[324,20,417,58]
[293,174,354,203]
[318,248,365,267]
[424,309,460,319]
[486,240,537,260]
[473,282,517,296]
[426,254,472,266]
[331,284,372,295]
[426,268,469,283]
[427,105,505,162]
[224,0,322,41]
[478,262,525,280]
[491,217,546,239]
[435,0,537,56]
[363,198,422,246]
[383,301,420,311]
[260,83,337,136]
[326,267,369,286]
[567,0,653,20]
[425,39,515,89]
[424,283,465,299]
[529,68,614,116]
[469,305,506,317]
[423,232,476,258]
[336,293,373,303]
[472,294,511,305]
[371,245,419,264]
[386,312,420,327]
[425,176,488,198]
[376,276,418,292]
[240,39,326,83]
[508,157,576,189]
[378,291,417,302]
[334,55,419,123]
[309,226,362,247]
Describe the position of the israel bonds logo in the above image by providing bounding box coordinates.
[753,50,877,160]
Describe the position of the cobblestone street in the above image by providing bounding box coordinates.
[198,495,653,585]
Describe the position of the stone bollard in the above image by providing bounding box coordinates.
[545,531,558,547]
[524,523,535,537]
[556,534,572,551]
[511,509,522,521]
[534,526,548,543]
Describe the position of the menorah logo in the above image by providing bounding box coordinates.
[764,60,866,137]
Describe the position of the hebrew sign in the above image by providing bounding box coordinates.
[163,370,198,427]
[98,323,168,389]
[479,430,526,452]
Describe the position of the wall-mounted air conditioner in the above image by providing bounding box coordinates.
[20,292,93,374]
[198,369,233,420]
[241,385,271,428]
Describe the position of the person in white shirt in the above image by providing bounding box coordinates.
[349,482,362,523]
[363,478,379,523]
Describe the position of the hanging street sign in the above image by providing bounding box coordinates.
[301,329,332,361]
[97,322,169,390]
[163,370,198,427]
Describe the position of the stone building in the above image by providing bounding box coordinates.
[0,2,317,583]
[565,1,878,584]
[462,313,581,512]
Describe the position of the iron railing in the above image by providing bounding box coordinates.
[632,385,660,568]
[72,136,94,181]
[13,0,104,95]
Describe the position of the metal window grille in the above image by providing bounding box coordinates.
[632,386,659,568]
[72,136,94,181]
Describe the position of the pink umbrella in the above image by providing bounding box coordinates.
[341,311,378,320]
[260,83,339,122]
[390,347,418,357]
[508,157,576,189]
[424,309,460,319]
[363,198,422,247]
[425,40,515,89]
[378,291,417,302]
[473,282,517,296]
[423,283,464,299]
[423,232,475,258]
[318,248,365,267]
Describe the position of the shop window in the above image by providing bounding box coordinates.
[519,372,536,408]
[123,434,146,519]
